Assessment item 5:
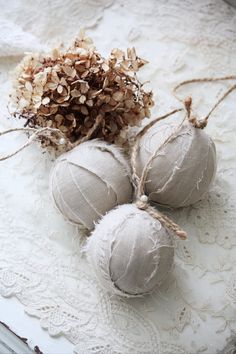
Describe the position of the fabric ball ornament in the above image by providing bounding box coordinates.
[86,204,174,297]
[136,120,217,207]
[50,140,132,230]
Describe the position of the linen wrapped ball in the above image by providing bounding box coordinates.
[86,204,174,297]
[50,139,132,230]
[136,120,217,208]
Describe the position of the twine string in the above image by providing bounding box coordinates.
[137,115,186,198]
[131,108,183,193]
[173,75,236,129]
[0,114,104,161]
[131,109,187,240]
[0,127,73,161]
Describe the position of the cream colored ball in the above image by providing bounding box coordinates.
[50,140,133,230]
[86,204,174,297]
[136,120,217,207]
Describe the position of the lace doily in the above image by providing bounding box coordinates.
[1,1,236,353]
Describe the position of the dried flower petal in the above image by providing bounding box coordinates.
[42,97,50,105]
[57,85,63,94]
[63,66,77,78]
[79,95,86,104]
[112,91,124,102]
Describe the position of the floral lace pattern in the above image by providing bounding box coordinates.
[1,0,236,353]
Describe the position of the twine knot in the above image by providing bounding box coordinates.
[184,96,208,129]
[188,116,208,129]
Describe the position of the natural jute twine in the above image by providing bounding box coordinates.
[173,75,236,129]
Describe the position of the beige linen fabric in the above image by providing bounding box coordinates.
[87,204,174,297]
[50,139,133,229]
[136,120,217,207]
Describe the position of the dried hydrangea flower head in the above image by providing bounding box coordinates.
[11,32,154,149]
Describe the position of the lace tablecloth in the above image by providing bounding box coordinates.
[1,1,236,353]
